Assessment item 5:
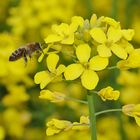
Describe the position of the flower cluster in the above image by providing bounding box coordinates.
[34,13,140,137]
[46,116,89,136]
[35,14,135,90]
[122,104,140,126]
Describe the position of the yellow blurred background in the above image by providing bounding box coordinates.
[0,0,140,140]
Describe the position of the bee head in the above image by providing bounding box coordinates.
[34,42,44,54]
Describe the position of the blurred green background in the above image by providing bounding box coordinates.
[0,0,140,140]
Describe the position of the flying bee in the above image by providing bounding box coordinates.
[9,42,44,64]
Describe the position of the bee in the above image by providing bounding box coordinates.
[9,42,44,64]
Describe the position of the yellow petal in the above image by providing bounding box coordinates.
[126,49,140,68]
[71,16,84,27]
[117,60,130,70]
[39,90,65,102]
[70,16,84,32]
[58,23,69,35]
[134,116,140,127]
[97,44,112,57]
[40,77,52,89]
[56,64,66,75]
[38,48,49,62]
[76,44,91,63]
[90,14,97,27]
[107,27,122,42]
[46,127,60,136]
[44,34,62,43]
[61,34,74,45]
[89,55,109,71]
[46,54,59,73]
[64,64,84,80]
[34,71,52,89]
[102,17,120,28]
[122,29,134,41]
[80,116,89,124]
[133,104,140,113]
[90,28,106,43]
[118,40,134,54]
[39,90,53,100]
[38,53,44,62]
[81,70,99,90]
[111,44,127,59]
[52,23,69,35]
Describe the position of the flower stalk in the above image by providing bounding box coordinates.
[95,108,122,116]
[87,92,97,140]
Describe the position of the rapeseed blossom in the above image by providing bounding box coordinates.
[34,53,65,89]
[2,1,140,139]
[122,104,140,126]
[39,90,65,102]
[98,86,120,101]
[117,49,140,69]
[46,116,89,136]
[90,26,134,59]
[46,119,72,136]
[64,43,108,90]
[33,13,140,138]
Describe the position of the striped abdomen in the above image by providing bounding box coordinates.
[9,47,26,61]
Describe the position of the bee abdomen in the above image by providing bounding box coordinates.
[9,48,25,61]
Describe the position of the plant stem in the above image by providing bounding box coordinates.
[95,108,122,116]
[65,96,88,104]
[107,66,117,70]
[87,92,97,140]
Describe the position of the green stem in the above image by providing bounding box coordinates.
[96,109,122,116]
[87,92,97,140]
[65,96,88,104]
[107,66,117,70]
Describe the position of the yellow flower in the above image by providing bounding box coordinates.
[64,43,108,90]
[46,119,72,136]
[117,49,140,69]
[90,27,132,59]
[72,116,89,130]
[122,104,140,126]
[34,53,65,89]
[45,23,74,45]
[121,29,135,41]
[98,86,120,101]
[39,90,65,102]
[102,17,120,28]
[44,16,84,45]
[70,16,84,32]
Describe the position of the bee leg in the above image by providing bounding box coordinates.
[39,44,44,54]
[23,52,28,66]
[40,47,44,55]
[27,49,32,59]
